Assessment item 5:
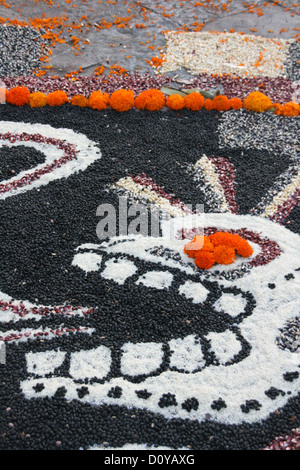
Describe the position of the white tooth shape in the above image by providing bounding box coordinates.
[206,330,242,364]
[26,350,66,376]
[72,252,102,273]
[136,271,173,289]
[101,258,137,284]
[214,293,247,317]
[121,342,164,377]
[169,335,205,372]
[69,346,111,380]
[178,280,209,304]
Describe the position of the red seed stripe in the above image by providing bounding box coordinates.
[210,156,239,215]
[131,173,194,214]
[270,188,300,224]
[0,132,77,195]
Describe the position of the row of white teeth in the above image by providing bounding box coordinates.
[25,330,243,381]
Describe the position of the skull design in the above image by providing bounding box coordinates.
[0,119,299,434]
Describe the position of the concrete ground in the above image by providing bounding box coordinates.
[0,0,299,78]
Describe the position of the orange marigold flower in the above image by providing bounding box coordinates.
[281,101,300,117]
[243,91,272,113]
[204,98,215,111]
[229,97,243,110]
[273,103,284,115]
[110,89,134,112]
[71,95,89,107]
[88,91,110,110]
[134,89,165,111]
[6,86,30,106]
[186,231,253,269]
[184,236,214,258]
[208,232,237,247]
[194,250,216,269]
[29,92,47,108]
[184,92,205,111]
[166,94,185,110]
[209,231,253,258]
[212,95,231,112]
[213,245,236,265]
[46,90,69,106]
[234,238,254,258]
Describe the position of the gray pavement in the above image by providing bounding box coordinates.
[0,0,299,77]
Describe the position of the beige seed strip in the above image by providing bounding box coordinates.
[159,32,292,78]
[261,172,300,219]
[112,177,191,217]
[192,155,231,213]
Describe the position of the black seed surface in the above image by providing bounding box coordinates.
[108,386,123,399]
[158,393,178,408]
[182,398,199,412]
[33,383,45,393]
[135,390,152,400]
[240,400,262,414]
[265,388,286,400]
[283,372,299,383]
[211,398,227,411]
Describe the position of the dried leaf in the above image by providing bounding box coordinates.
[160,86,188,97]
[182,88,218,99]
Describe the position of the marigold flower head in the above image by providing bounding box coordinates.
[204,98,215,111]
[29,92,47,108]
[229,97,243,110]
[234,238,254,258]
[184,92,205,111]
[208,231,253,258]
[281,101,300,117]
[243,91,272,113]
[186,231,253,269]
[110,89,134,112]
[213,245,236,265]
[212,95,231,112]
[166,94,185,111]
[46,90,69,106]
[71,94,89,107]
[208,231,237,247]
[184,236,214,258]
[134,89,165,111]
[194,250,216,270]
[273,103,284,115]
[6,86,30,106]
[88,91,110,110]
